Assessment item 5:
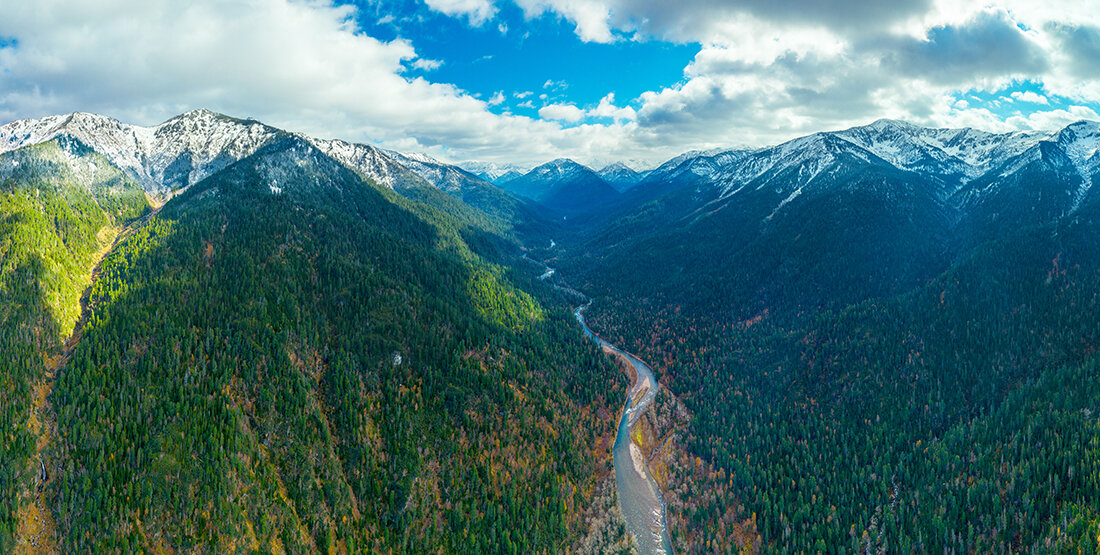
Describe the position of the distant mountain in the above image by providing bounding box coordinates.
[457,160,527,184]
[381,149,486,193]
[494,169,524,184]
[574,118,1100,315]
[597,162,646,191]
[500,158,619,215]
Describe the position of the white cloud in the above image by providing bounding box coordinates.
[2,0,1099,170]
[539,103,586,122]
[423,0,496,26]
[1004,105,1100,130]
[1010,91,1049,104]
[513,0,933,44]
[411,58,443,71]
[0,0,637,167]
[515,0,616,42]
[589,93,636,121]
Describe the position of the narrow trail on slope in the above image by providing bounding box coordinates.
[15,205,162,554]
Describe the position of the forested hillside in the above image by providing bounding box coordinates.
[0,139,149,549]
[577,183,1100,551]
[2,135,625,552]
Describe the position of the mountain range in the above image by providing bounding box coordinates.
[562,117,1100,551]
[2,109,1099,552]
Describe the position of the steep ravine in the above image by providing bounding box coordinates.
[15,205,160,553]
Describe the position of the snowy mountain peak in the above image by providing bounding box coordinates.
[526,158,594,180]
[173,107,220,119]
[456,160,528,183]
[1051,120,1100,165]
[545,157,583,168]
[381,148,441,165]
[864,118,918,132]
[598,161,645,191]
[0,109,282,193]
[1,110,508,199]
[599,161,636,173]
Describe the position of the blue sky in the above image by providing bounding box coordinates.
[0,0,1099,167]
[352,0,698,121]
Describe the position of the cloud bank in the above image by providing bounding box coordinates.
[1,0,1098,167]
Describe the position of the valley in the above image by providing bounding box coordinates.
[1,110,1099,552]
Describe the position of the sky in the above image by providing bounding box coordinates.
[1,1,1099,169]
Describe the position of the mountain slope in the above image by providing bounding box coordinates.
[570,119,1100,316]
[0,110,282,195]
[37,136,622,552]
[0,138,150,551]
[597,162,645,192]
[581,209,1100,552]
[456,160,527,184]
[566,118,1100,552]
[501,158,619,215]
[0,112,535,231]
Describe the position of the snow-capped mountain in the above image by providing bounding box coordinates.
[597,162,646,191]
[501,158,619,214]
[0,109,282,195]
[631,119,1100,223]
[832,119,1045,181]
[305,136,429,191]
[634,148,751,195]
[589,119,1100,315]
[585,121,1100,322]
[382,149,489,194]
[457,160,528,184]
[0,110,512,205]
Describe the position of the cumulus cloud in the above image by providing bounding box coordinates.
[0,0,643,167]
[590,93,636,121]
[1045,23,1100,77]
[513,0,932,44]
[1,0,1098,169]
[1004,105,1100,130]
[1010,91,1049,104]
[509,0,1100,152]
[879,9,1047,85]
[539,103,585,122]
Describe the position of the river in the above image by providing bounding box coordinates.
[524,254,674,552]
[575,303,674,554]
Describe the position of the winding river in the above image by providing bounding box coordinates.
[525,254,673,552]
[575,303,674,554]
